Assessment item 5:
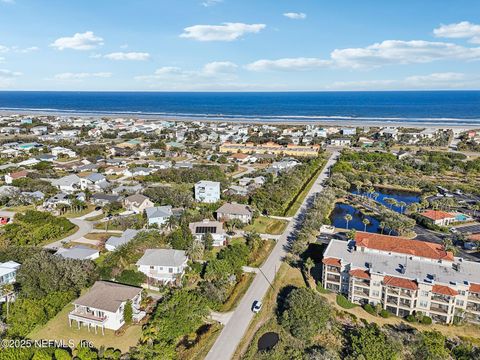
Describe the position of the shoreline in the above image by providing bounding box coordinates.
[0,109,479,129]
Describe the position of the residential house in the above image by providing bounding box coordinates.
[91,193,121,207]
[4,170,28,184]
[0,261,20,301]
[124,167,155,177]
[105,229,140,252]
[189,219,227,246]
[216,203,253,224]
[52,174,83,193]
[68,281,145,333]
[124,194,154,214]
[194,180,220,203]
[51,146,77,158]
[145,206,173,227]
[136,249,188,285]
[419,210,456,226]
[329,138,351,147]
[56,246,100,261]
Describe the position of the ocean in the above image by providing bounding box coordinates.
[0,91,479,126]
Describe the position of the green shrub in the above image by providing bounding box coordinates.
[316,282,331,294]
[405,314,416,323]
[421,316,432,325]
[336,294,356,309]
[363,303,377,316]
[380,309,390,318]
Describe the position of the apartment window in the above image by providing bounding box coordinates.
[421,291,429,297]
[169,268,173,273]
[456,300,464,306]
[149,266,154,270]
[373,281,381,287]
[459,290,466,296]
[419,300,428,308]
[372,290,380,297]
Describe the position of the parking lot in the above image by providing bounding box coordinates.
[455,223,480,235]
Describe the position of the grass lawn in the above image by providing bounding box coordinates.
[63,205,96,219]
[233,263,305,359]
[29,304,142,353]
[85,213,105,222]
[84,232,118,241]
[244,216,288,235]
[249,240,275,268]
[220,273,255,312]
[4,204,35,212]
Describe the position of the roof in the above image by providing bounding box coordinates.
[125,193,150,205]
[136,249,187,267]
[52,174,81,187]
[56,246,99,260]
[354,232,454,262]
[216,203,252,216]
[470,283,480,293]
[420,210,455,221]
[432,284,459,296]
[196,180,220,187]
[106,229,140,248]
[0,261,20,277]
[189,220,225,235]
[145,205,173,219]
[73,281,141,312]
[86,173,106,182]
[383,276,418,290]
[322,257,341,266]
[349,269,370,279]
[9,170,28,179]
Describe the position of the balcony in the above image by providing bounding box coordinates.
[466,302,480,313]
[430,304,449,314]
[69,310,107,324]
[386,287,399,295]
[399,289,414,298]
[468,293,480,303]
[431,294,451,304]
[353,287,370,297]
[354,279,370,287]
[399,299,412,308]
[387,295,398,305]
[326,266,340,273]
[326,274,340,283]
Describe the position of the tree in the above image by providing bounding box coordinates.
[415,331,450,360]
[348,323,399,360]
[1,282,14,317]
[398,201,407,213]
[304,257,315,277]
[280,287,331,340]
[124,300,133,325]
[362,218,370,232]
[186,240,204,261]
[245,231,262,253]
[344,214,352,230]
[202,232,214,251]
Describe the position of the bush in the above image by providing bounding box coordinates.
[379,309,390,318]
[336,294,357,309]
[116,269,147,287]
[405,314,416,323]
[421,316,432,325]
[316,282,331,294]
[363,303,377,316]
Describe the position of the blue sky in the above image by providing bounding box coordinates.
[0,0,480,91]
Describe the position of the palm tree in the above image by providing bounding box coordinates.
[398,201,407,213]
[362,218,370,232]
[1,283,14,317]
[344,214,352,230]
[384,197,398,209]
[379,221,386,234]
[304,257,315,278]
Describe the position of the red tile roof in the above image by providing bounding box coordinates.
[383,276,418,290]
[10,170,28,179]
[432,284,458,296]
[322,257,341,266]
[469,283,480,294]
[349,269,370,279]
[420,210,455,221]
[354,232,454,262]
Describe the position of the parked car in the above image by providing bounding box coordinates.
[252,300,262,313]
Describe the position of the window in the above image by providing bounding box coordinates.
[149,266,154,270]
[169,268,173,273]
[421,290,429,297]
[456,300,464,306]
[372,290,380,297]
[373,281,381,287]
[419,301,428,308]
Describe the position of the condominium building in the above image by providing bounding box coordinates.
[194,180,220,203]
[322,232,480,324]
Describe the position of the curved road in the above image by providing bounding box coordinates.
[206,151,339,360]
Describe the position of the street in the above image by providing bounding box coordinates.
[205,151,339,360]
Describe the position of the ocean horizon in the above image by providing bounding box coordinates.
[0,90,479,126]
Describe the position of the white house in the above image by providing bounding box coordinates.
[329,138,351,147]
[68,281,145,333]
[189,219,227,246]
[136,249,188,285]
[124,194,154,214]
[194,180,220,203]
[216,203,253,224]
[51,146,77,158]
[145,206,172,227]
[0,261,20,286]
[51,174,84,193]
[56,246,100,261]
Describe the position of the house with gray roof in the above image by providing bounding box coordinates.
[105,229,140,251]
[68,281,144,333]
[216,203,253,223]
[136,249,188,285]
[145,205,173,227]
[56,246,99,261]
[52,174,83,193]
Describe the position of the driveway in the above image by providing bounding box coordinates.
[205,151,339,360]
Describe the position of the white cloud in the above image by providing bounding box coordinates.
[104,52,150,61]
[283,12,306,20]
[0,45,39,53]
[246,57,330,71]
[135,61,238,84]
[434,21,480,44]
[0,68,22,88]
[50,31,104,50]
[202,0,222,7]
[180,22,266,41]
[329,72,477,90]
[247,40,480,71]
[53,72,111,80]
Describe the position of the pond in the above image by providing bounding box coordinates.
[330,203,382,233]
[351,187,420,213]
[258,332,280,352]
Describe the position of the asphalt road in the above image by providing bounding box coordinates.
[205,151,339,360]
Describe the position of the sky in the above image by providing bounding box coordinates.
[0,0,480,91]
